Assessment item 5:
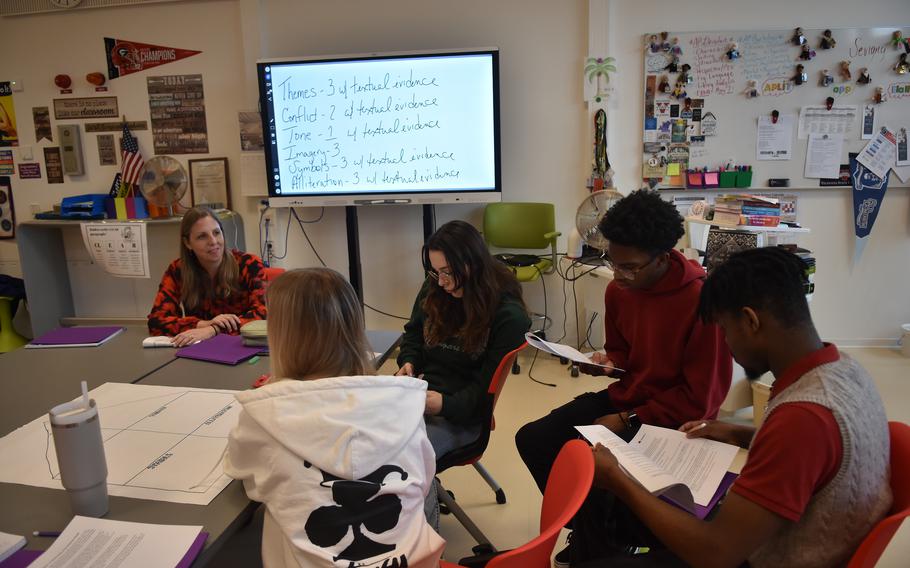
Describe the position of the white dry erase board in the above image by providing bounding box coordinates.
[641,27,910,190]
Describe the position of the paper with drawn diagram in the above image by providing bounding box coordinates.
[80,222,151,278]
[0,382,240,505]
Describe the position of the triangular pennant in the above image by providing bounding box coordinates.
[105,37,202,79]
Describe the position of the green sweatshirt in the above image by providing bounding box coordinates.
[397,282,530,425]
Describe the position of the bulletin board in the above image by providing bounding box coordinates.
[641,27,910,189]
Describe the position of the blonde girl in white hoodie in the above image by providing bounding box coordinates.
[225,268,445,568]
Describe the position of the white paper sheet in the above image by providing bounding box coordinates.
[80,222,150,278]
[525,332,624,372]
[756,114,793,161]
[575,424,738,507]
[28,516,202,568]
[0,383,240,505]
[239,153,268,197]
[856,127,897,179]
[797,105,857,139]
[804,134,844,179]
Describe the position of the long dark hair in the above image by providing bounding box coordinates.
[179,206,240,311]
[422,220,525,353]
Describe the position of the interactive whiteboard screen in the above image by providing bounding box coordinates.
[258,49,501,206]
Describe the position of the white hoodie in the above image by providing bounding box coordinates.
[224,375,444,568]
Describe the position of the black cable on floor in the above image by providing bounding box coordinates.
[526,348,556,387]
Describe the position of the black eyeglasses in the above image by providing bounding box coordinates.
[605,253,661,279]
[426,268,454,282]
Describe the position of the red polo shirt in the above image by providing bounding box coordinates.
[730,343,844,521]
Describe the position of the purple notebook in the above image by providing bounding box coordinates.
[0,549,42,568]
[0,532,207,568]
[26,326,124,348]
[662,471,738,520]
[176,333,261,365]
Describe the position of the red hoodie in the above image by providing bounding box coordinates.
[604,249,732,427]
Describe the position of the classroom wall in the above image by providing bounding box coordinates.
[0,0,247,272]
[603,0,910,345]
[3,0,905,344]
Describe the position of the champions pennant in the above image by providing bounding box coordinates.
[105,37,201,79]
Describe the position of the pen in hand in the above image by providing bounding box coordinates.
[690,422,708,433]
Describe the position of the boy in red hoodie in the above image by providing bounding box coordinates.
[515,189,732,565]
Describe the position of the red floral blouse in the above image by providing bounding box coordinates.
[147,250,267,336]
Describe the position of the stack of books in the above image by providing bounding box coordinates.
[712,194,780,227]
[777,244,816,300]
[712,195,744,225]
[740,195,781,227]
[240,320,268,348]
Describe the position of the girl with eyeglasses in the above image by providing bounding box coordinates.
[396,220,530,463]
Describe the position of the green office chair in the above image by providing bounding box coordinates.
[484,203,560,372]
[484,202,560,282]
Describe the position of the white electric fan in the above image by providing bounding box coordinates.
[567,189,623,258]
[138,156,188,217]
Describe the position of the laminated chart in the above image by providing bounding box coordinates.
[0,383,240,505]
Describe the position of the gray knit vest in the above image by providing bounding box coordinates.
[748,352,892,568]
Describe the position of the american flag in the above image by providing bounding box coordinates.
[118,123,144,197]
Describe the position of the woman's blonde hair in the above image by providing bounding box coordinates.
[267,268,375,380]
[179,206,240,311]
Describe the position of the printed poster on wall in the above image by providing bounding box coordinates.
[80,222,150,278]
[238,111,264,151]
[97,134,117,166]
[147,74,209,155]
[18,163,40,179]
[33,107,52,142]
[104,37,201,79]
[44,147,64,183]
[0,150,12,175]
[0,82,19,147]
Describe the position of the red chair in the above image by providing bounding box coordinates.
[441,439,594,568]
[435,342,527,552]
[847,421,910,568]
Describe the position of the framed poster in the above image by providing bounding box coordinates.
[0,176,15,239]
[189,158,230,209]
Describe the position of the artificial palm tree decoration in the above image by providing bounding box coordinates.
[585,56,617,102]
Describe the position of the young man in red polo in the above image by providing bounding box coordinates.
[584,247,892,567]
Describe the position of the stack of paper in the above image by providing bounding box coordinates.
[25,517,207,568]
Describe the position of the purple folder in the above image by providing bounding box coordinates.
[176,333,261,365]
[176,531,209,568]
[27,326,124,348]
[662,471,738,520]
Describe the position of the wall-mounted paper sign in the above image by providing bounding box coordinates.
[85,121,148,133]
[54,97,119,120]
[18,163,41,179]
[33,107,52,142]
[44,147,64,183]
